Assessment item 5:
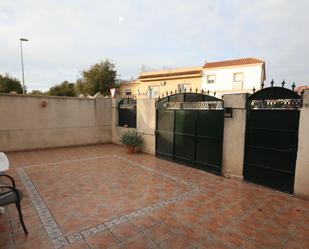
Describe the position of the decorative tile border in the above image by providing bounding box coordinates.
[18,154,200,248]
[67,186,199,243]
[18,168,69,249]
[22,155,113,169]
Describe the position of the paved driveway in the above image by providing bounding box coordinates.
[1,144,308,249]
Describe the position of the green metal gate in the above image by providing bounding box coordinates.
[156,92,224,174]
[244,83,302,193]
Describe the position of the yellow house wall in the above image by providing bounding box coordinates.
[119,77,202,98]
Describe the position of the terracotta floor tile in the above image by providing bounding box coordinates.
[64,240,91,249]
[159,233,194,249]
[86,230,120,249]
[124,232,158,249]
[130,214,158,231]
[144,223,173,244]
[198,238,231,249]
[1,144,308,249]
[110,220,140,241]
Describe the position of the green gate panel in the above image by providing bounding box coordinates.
[174,110,197,164]
[244,86,302,193]
[156,110,175,159]
[155,93,224,174]
[195,110,224,172]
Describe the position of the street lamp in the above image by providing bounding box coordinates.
[20,38,28,94]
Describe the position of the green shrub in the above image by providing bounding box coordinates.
[120,130,143,147]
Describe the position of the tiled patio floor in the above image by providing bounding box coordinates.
[1,144,309,249]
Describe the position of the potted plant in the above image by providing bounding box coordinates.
[119,130,143,153]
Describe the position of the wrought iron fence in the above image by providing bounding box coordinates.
[118,97,136,128]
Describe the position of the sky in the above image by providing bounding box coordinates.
[0,0,308,91]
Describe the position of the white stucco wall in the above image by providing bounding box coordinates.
[294,90,309,199]
[201,64,263,94]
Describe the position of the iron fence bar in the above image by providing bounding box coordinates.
[174,132,221,141]
[194,160,221,170]
[246,145,295,153]
[244,162,293,175]
[247,127,298,133]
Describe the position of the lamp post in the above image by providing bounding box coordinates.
[20,38,28,94]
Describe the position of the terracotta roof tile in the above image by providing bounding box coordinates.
[295,85,309,93]
[203,58,264,68]
[138,69,202,80]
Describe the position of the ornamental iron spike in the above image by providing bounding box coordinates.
[261,82,264,89]
[207,90,210,95]
[201,89,204,94]
[214,91,216,96]
[166,91,168,96]
[175,89,177,94]
[292,82,296,91]
[270,79,274,87]
[281,80,285,88]
[184,88,186,93]
[190,87,192,93]
[195,88,198,93]
[253,87,256,93]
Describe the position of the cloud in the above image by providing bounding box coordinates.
[0,0,308,90]
[118,16,124,23]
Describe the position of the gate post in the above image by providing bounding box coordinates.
[111,98,120,145]
[137,98,156,155]
[222,93,247,179]
[295,89,309,199]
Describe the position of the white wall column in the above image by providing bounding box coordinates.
[221,93,247,179]
[294,90,309,199]
[137,98,156,155]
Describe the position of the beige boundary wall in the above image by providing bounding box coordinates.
[294,90,309,199]
[221,93,247,179]
[112,98,156,155]
[0,94,112,151]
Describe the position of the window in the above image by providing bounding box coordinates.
[146,86,160,98]
[233,73,244,90]
[207,75,216,84]
[125,89,132,96]
[233,73,243,82]
[178,83,190,93]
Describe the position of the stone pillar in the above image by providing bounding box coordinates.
[294,90,309,199]
[137,98,156,155]
[221,93,247,179]
[111,98,120,145]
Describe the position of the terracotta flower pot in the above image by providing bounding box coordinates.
[127,146,135,154]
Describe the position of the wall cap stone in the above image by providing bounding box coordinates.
[223,93,248,109]
[302,89,309,108]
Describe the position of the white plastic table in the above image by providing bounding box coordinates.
[0,152,9,213]
[0,152,9,172]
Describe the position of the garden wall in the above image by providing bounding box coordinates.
[0,94,112,151]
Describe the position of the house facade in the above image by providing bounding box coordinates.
[201,58,266,97]
[119,58,266,98]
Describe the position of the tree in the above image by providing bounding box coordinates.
[29,90,46,96]
[77,60,117,96]
[0,74,23,94]
[48,81,76,97]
